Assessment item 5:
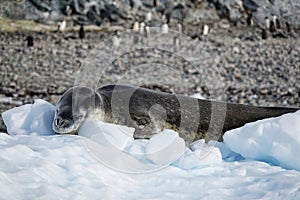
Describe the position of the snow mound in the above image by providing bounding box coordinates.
[175,140,222,169]
[224,110,300,171]
[0,100,196,173]
[79,122,186,172]
[78,119,134,150]
[146,129,185,165]
[2,99,55,136]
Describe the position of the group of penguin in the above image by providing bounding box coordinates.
[25,22,85,47]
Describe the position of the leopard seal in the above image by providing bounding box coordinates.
[53,84,299,143]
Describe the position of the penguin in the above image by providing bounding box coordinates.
[25,35,34,47]
[79,24,85,40]
[262,29,268,40]
[57,20,67,32]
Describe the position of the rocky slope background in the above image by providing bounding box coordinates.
[1,0,300,31]
[0,0,299,132]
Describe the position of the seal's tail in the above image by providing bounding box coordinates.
[223,103,299,133]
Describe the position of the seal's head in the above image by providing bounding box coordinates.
[53,86,101,134]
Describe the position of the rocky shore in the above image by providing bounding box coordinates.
[0,0,299,133]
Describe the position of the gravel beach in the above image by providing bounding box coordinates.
[1,24,299,133]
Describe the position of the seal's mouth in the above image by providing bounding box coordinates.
[54,128,78,135]
[52,119,82,135]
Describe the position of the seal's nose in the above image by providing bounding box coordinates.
[55,117,65,128]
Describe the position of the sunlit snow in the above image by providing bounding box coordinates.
[1,99,300,199]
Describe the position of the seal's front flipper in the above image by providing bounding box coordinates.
[133,126,156,140]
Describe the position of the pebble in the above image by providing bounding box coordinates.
[259,88,269,95]
[232,46,240,54]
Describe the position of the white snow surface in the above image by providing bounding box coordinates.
[1,99,300,199]
[224,110,300,171]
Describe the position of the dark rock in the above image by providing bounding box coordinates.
[86,9,102,25]
[17,90,26,97]
[171,8,184,22]
[243,0,258,12]
[155,4,166,15]
[142,0,156,8]
[3,87,16,97]
[28,0,52,12]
